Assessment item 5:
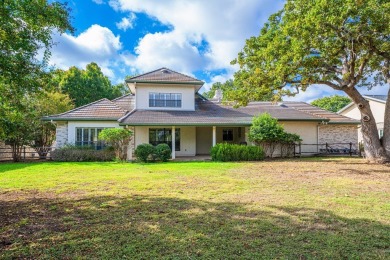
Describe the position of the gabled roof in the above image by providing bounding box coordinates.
[119,98,332,126]
[112,93,135,111]
[337,94,387,114]
[126,67,204,85]
[284,102,359,124]
[43,98,130,121]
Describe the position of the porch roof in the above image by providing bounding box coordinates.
[119,99,329,126]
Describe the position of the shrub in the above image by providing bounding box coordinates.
[249,113,301,157]
[211,143,264,162]
[134,143,156,162]
[155,143,171,162]
[98,128,133,161]
[51,145,115,162]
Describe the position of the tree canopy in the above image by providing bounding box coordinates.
[0,0,73,96]
[54,63,130,107]
[202,79,274,102]
[311,95,351,112]
[232,0,390,162]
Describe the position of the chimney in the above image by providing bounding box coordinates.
[213,89,223,102]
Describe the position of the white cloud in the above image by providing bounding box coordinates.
[92,0,104,4]
[116,13,136,31]
[108,0,284,73]
[50,24,122,78]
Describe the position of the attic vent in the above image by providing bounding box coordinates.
[161,69,170,74]
[278,102,287,107]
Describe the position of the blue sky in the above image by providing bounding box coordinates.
[49,0,388,102]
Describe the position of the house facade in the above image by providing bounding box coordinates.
[338,95,387,142]
[44,68,359,159]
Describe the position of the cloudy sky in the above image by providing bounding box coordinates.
[49,0,388,102]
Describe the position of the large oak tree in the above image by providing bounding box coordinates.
[232,0,390,163]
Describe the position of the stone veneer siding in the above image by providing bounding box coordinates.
[319,125,358,146]
[55,122,68,148]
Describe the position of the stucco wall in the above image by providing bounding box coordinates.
[67,121,121,144]
[134,126,196,156]
[55,122,68,148]
[282,121,318,154]
[319,124,358,146]
[196,127,212,154]
[340,100,385,142]
[135,84,195,111]
[341,100,385,124]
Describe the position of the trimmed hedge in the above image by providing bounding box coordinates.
[134,143,156,162]
[211,143,265,162]
[52,145,115,162]
[155,143,171,162]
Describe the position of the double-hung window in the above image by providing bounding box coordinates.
[149,93,182,108]
[75,128,106,149]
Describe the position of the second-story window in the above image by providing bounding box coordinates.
[149,93,182,108]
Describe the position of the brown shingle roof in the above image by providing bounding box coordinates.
[119,98,328,126]
[284,102,359,124]
[112,94,135,111]
[43,98,128,121]
[126,68,204,84]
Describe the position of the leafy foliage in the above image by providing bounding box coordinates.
[203,79,274,103]
[155,143,172,162]
[51,145,115,162]
[249,113,301,157]
[0,0,73,95]
[211,143,264,162]
[98,128,133,161]
[232,0,390,162]
[0,89,73,161]
[135,144,156,163]
[311,95,351,112]
[55,63,130,107]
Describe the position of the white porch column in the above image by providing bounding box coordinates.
[212,126,217,146]
[172,126,176,159]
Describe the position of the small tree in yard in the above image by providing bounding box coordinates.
[249,113,301,157]
[98,128,133,161]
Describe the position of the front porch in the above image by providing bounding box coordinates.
[132,125,249,159]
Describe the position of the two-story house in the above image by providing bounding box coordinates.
[44,68,359,159]
[338,95,387,142]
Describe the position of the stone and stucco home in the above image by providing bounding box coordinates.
[338,95,387,142]
[44,68,359,159]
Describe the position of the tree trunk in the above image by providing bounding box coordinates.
[344,87,389,163]
[381,61,390,157]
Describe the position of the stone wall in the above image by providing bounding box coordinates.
[319,124,358,147]
[55,122,68,148]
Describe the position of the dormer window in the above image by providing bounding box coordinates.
[149,93,182,108]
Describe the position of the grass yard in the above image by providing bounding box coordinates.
[0,157,389,259]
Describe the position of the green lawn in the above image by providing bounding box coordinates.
[0,158,389,259]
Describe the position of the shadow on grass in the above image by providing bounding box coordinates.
[1,195,389,259]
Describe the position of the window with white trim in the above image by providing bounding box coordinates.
[149,93,182,107]
[75,128,107,149]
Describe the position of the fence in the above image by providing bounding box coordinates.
[0,146,54,161]
[294,142,360,157]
